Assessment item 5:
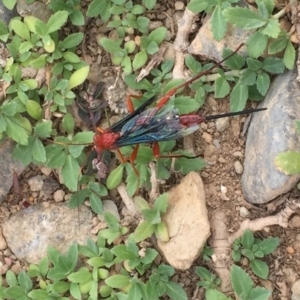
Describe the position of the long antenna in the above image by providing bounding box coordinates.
[205,107,267,121]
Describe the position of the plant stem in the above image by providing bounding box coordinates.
[273,7,287,19]
[205,69,244,82]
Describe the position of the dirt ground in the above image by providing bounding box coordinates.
[1,0,300,299]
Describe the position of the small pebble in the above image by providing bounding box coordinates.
[202,132,212,143]
[232,151,243,157]
[40,167,52,176]
[213,139,221,149]
[234,161,243,174]
[175,1,185,10]
[218,157,226,163]
[215,117,230,132]
[28,175,44,192]
[53,190,65,202]
[287,246,295,254]
[239,206,249,218]
[200,123,208,130]
[201,171,209,178]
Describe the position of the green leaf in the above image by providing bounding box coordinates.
[249,286,271,300]
[148,27,166,44]
[262,57,285,74]
[223,48,245,70]
[211,5,226,41]
[131,4,145,14]
[99,37,122,53]
[110,5,125,15]
[257,0,270,19]
[11,20,30,40]
[146,41,159,55]
[223,7,267,30]
[185,54,202,74]
[70,9,85,26]
[1,102,17,116]
[230,265,253,299]
[173,96,200,114]
[275,151,300,175]
[136,16,150,32]
[214,76,230,98]
[26,100,42,120]
[124,74,152,90]
[68,65,90,90]
[30,55,47,69]
[62,32,84,48]
[5,116,29,145]
[261,19,280,38]
[68,268,93,283]
[72,131,94,144]
[63,51,81,63]
[165,281,188,300]
[187,0,208,13]
[32,138,46,163]
[121,55,132,74]
[105,275,130,288]
[53,281,70,293]
[27,289,49,299]
[133,220,155,242]
[205,289,231,300]
[61,155,80,191]
[250,259,269,279]
[268,32,288,54]
[18,270,33,293]
[4,286,26,298]
[241,229,254,249]
[284,40,296,70]
[0,19,8,36]
[111,245,137,260]
[47,11,69,33]
[38,256,49,277]
[3,0,17,10]
[174,156,206,174]
[154,193,168,213]
[132,50,148,70]
[257,237,280,255]
[90,192,103,214]
[240,69,256,86]
[256,72,270,96]
[6,270,18,286]
[23,79,38,90]
[230,83,248,112]
[106,164,125,189]
[62,113,74,135]
[246,58,262,71]
[128,282,143,300]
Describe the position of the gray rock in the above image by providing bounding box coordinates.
[216,117,230,132]
[234,160,243,174]
[157,172,210,270]
[242,70,300,204]
[0,2,18,25]
[2,203,92,264]
[28,175,44,192]
[16,0,52,22]
[0,139,25,202]
[188,15,250,62]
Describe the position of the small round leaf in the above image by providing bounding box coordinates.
[26,100,42,120]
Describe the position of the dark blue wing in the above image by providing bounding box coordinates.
[110,96,157,132]
[114,106,199,147]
